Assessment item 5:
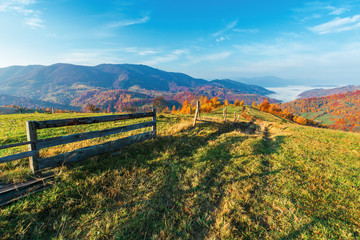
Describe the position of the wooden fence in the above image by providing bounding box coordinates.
[0,109,157,173]
[193,101,241,125]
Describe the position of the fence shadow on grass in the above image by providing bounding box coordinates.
[1,121,288,239]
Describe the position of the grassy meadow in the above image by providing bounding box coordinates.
[1,107,360,239]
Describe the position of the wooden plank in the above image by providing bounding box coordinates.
[38,131,155,169]
[26,121,39,173]
[0,173,54,195]
[33,112,155,129]
[37,121,155,150]
[0,174,54,206]
[0,141,35,150]
[193,101,200,126]
[0,185,51,207]
[0,150,37,164]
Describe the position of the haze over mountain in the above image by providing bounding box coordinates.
[235,76,295,88]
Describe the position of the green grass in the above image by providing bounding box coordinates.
[1,107,360,239]
[300,110,340,125]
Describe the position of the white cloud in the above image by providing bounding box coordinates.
[59,49,125,65]
[294,3,349,23]
[216,37,226,42]
[188,51,231,64]
[216,36,231,42]
[234,41,314,57]
[0,0,36,11]
[25,17,44,29]
[213,20,238,37]
[233,28,259,34]
[107,15,150,28]
[140,49,188,66]
[0,0,44,29]
[173,49,188,55]
[309,14,360,34]
[123,47,160,55]
[329,7,347,15]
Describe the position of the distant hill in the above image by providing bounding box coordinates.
[209,79,271,95]
[0,93,79,111]
[0,106,17,114]
[95,64,207,92]
[298,85,360,99]
[0,63,274,106]
[281,90,360,132]
[71,89,153,112]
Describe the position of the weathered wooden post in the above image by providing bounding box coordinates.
[152,108,157,137]
[52,108,55,114]
[223,107,227,121]
[26,121,39,173]
[193,101,200,126]
[234,111,236,122]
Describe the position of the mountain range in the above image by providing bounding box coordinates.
[298,85,360,99]
[0,63,276,111]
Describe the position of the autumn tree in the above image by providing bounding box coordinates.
[152,96,168,112]
[259,98,270,112]
[180,100,190,114]
[85,104,101,113]
[293,116,308,125]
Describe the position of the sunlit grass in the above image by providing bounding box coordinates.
[0,107,359,239]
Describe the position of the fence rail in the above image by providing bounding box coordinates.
[0,110,157,173]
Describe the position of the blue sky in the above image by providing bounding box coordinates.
[1,0,360,84]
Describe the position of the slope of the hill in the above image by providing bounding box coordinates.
[95,63,207,92]
[0,106,17,114]
[0,63,274,106]
[208,79,271,95]
[298,85,360,98]
[1,108,359,239]
[71,89,154,112]
[0,93,79,111]
[282,90,360,131]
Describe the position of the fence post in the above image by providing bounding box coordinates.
[234,111,236,122]
[26,121,39,173]
[193,101,200,126]
[152,108,157,137]
[223,107,227,121]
